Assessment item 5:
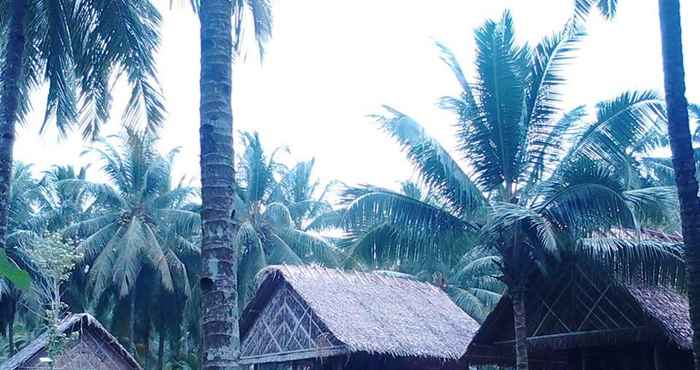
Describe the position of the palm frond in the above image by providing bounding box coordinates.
[524,106,586,185]
[373,107,485,216]
[341,186,475,243]
[274,229,339,267]
[445,286,488,322]
[232,0,273,60]
[623,186,679,228]
[576,235,685,288]
[112,220,147,297]
[565,91,666,168]
[72,0,165,136]
[523,28,582,133]
[466,11,527,191]
[264,233,303,266]
[574,0,618,26]
[40,0,78,135]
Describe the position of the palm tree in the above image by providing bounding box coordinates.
[656,0,700,367]
[234,132,339,306]
[0,0,165,295]
[62,131,198,356]
[271,159,336,230]
[340,12,682,370]
[0,164,38,356]
[197,0,272,367]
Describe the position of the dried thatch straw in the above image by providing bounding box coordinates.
[626,284,692,350]
[242,264,480,360]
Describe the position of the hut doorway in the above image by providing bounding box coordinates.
[570,346,655,370]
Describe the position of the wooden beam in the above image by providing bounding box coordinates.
[493,327,656,350]
[532,276,575,336]
[239,346,350,365]
[577,284,612,331]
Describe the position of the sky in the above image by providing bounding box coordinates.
[13,0,700,196]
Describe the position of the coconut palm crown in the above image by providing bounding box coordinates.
[62,131,198,312]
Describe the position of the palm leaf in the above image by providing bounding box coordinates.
[373,108,485,216]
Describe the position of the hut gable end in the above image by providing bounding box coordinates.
[240,282,347,363]
[0,314,140,370]
[465,265,692,368]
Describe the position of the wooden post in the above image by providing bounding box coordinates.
[654,345,664,370]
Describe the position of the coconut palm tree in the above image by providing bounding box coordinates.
[340,12,683,370]
[62,131,198,354]
[656,1,700,367]
[0,0,165,302]
[0,164,39,356]
[196,0,272,367]
[234,132,339,307]
[270,159,336,231]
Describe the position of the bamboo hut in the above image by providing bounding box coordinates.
[0,313,140,370]
[464,265,692,370]
[239,265,480,370]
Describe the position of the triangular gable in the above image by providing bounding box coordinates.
[0,314,140,370]
[240,282,348,364]
[470,266,657,353]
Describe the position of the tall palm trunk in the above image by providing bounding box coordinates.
[199,1,239,369]
[0,0,27,251]
[129,291,137,353]
[157,332,165,370]
[657,1,700,368]
[512,286,529,370]
[8,315,15,356]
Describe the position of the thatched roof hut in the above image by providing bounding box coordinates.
[239,265,479,370]
[0,313,140,370]
[464,265,692,370]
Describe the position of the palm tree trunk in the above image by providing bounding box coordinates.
[143,321,152,370]
[512,287,529,370]
[657,1,700,369]
[8,318,15,356]
[158,332,165,370]
[0,0,27,252]
[199,0,239,369]
[129,291,137,353]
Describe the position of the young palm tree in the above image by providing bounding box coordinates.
[341,13,682,370]
[0,0,165,288]
[234,132,339,306]
[656,1,700,368]
[270,159,336,231]
[0,164,39,356]
[197,1,272,367]
[62,131,198,354]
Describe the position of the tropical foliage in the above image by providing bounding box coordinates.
[334,11,686,369]
[233,132,339,306]
[2,1,700,369]
[0,130,341,368]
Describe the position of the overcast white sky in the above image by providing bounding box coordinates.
[13,0,700,194]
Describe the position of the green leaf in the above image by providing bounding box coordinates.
[0,250,31,290]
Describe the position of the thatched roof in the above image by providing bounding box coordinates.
[241,265,480,361]
[0,313,140,370]
[625,284,692,350]
[466,275,692,366]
